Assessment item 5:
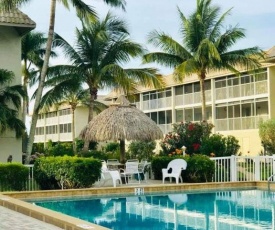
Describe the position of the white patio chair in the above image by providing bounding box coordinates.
[107,159,120,170]
[120,162,141,184]
[100,161,122,187]
[138,161,150,182]
[162,159,187,184]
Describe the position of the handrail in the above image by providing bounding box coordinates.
[267,173,275,191]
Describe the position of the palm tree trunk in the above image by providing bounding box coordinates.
[199,74,206,121]
[26,0,57,161]
[120,140,126,163]
[83,87,97,151]
[72,108,76,154]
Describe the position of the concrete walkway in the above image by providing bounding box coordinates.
[0,205,63,230]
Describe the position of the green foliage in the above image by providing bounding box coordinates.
[0,163,29,191]
[77,150,107,161]
[200,134,225,157]
[32,142,45,154]
[34,156,101,190]
[75,139,98,152]
[224,135,240,156]
[128,141,156,161]
[105,142,120,152]
[259,119,275,155]
[46,142,74,156]
[185,154,215,182]
[160,121,214,155]
[151,155,214,183]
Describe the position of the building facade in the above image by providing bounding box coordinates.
[106,47,275,156]
[0,10,35,162]
[34,96,109,144]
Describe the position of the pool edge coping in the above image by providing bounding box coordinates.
[0,181,274,230]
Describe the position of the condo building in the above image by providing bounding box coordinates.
[105,47,275,156]
[34,47,275,156]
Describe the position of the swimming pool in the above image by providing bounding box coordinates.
[30,189,274,230]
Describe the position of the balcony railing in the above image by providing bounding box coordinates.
[142,97,172,110]
[215,115,269,131]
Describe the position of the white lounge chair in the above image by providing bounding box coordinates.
[100,161,122,187]
[120,162,141,184]
[162,159,187,184]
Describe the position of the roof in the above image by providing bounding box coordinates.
[0,9,36,35]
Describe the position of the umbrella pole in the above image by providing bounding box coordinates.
[120,140,126,163]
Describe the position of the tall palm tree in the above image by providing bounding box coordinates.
[143,0,264,121]
[38,75,107,153]
[21,31,49,123]
[51,13,164,150]
[0,69,26,137]
[0,0,126,159]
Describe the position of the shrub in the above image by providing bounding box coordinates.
[200,134,240,157]
[46,142,74,156]
[160,121,214,155]
[0,163,29,191]
[128,141,156,161]
[78,150,108,161]
[151,154,214,182]
[259,119,275,155]
[32,142,45,154]
[75,139,98,152]
[34,156,101,190]
[105,142,120,152]
[185,154,215,182]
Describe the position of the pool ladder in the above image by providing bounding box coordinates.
[267,174,275,191]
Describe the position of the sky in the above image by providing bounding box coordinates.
[21,0,275,76]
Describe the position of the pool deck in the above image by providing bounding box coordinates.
[0,180,273,230]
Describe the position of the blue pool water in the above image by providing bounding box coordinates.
[30,190,275,230]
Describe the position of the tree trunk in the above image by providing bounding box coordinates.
[26,0,57,161]
[120,140,126,163]
[199,74,207,121]
[83,87,97,151]
[72,107,76,154]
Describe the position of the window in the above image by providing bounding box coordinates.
[175,86,183,95]
[151,112,158,123]
[215,77,226,88]
[184,84,192,94]
[255,71,267,82]
[166,110,172,124]
[194,82,200,92]
[143,93,149,101]
[176,110,183,123]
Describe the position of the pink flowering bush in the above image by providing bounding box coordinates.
[160,121,214,155]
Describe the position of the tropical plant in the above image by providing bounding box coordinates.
[21,31,48,123]
[143,0,264,120]
[51,13,164,150]
[259,119,275,155]
[0,0,126,161]
[160,121,214,155]
[127,140,156,161]
[0,69,26,137]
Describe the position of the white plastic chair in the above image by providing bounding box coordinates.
[162,159,187,184]
[107,159,120,170]
[100,161,122,187]
[120,162,141,184]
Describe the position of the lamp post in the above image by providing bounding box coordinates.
[181,146,186,156]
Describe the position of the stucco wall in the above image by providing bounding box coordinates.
[0,26,22,163]
[219,129,263,156]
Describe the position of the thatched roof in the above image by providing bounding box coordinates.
[80,95,163,142]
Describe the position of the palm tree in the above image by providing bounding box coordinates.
[38,76,107,153]
[0,0,126,159]
[0,69,26,137]
[51,13,164,150]
[143,0,264,121]
[21,31,49,123]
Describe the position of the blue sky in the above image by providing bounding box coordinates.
[22,0,275,75]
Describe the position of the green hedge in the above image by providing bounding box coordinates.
[34,156,101,190]
[0,163,29,191]
[151,154,215,183]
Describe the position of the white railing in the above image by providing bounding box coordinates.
[211,155,275,182]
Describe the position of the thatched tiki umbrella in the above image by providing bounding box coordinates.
[80,95,163,162]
